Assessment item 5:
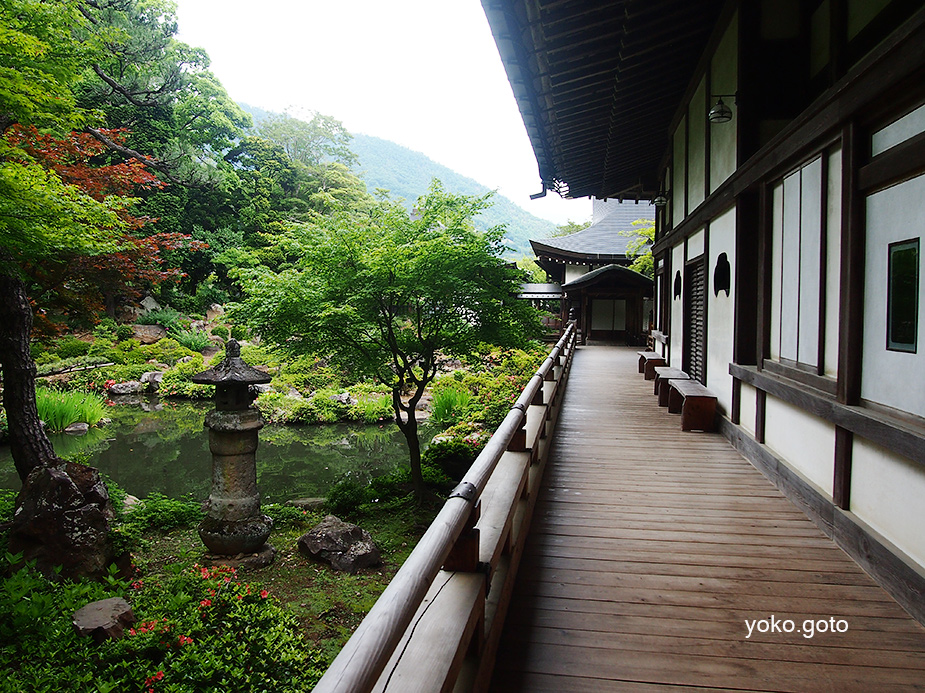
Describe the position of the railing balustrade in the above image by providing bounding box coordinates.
[313,322,577,692]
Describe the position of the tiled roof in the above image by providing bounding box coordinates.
[531,201,653,260]
[562,263,652,290]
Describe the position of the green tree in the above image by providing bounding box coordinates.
[548,218,591,237]
[620,218,655,278]
[258,111,357,169]
[231,182,541,497]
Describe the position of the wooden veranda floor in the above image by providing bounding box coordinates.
[489,346,925,692]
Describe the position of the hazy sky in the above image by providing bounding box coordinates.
[174,0,591,226]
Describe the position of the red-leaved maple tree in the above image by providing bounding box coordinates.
[7,126,206,330]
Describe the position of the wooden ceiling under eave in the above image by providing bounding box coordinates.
[482,0,726,200]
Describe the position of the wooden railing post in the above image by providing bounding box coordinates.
[443,490,481,573]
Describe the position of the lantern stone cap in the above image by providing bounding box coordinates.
[191,340,272,385]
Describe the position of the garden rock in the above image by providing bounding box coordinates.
[140,295,161,313]
[298,515,381,573]
[108,380,145,395]
[285,497,325,510]
[132,324,166,344]
[64,422,89,435]
[206,303,224,321]
[73,597,135,644]
[140,371,163,393]
[9,461,117,581]
[329,392,356,406]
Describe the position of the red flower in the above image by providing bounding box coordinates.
[199,599,211,608]
[259,590,269,599]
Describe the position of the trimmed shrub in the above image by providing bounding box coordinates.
[210,325,229,339]
[422,437,484,481]
[54,336,91,359]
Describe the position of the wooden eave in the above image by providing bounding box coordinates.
[481,0,726,200]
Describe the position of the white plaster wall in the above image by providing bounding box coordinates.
[706,208,736,415]
[739,383,757,436]
[824,149,842,378]
[687,229,705,259]
[673,119,687,227]
[798,157,822,368]
[710,13,737,192]
[872,102,925,156]
[565,265,590,283]
[770,182,784,360]
[764,395,835,498]
[688,79,707,211]
[862,173,925,418]
[851,436,925,570]
[780,171,801,361]
[670,243,685,367]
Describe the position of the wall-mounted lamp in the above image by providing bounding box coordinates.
[653,192,668,207]
[708,93,736,124]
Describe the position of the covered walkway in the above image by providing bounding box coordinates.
[490,346,925,692]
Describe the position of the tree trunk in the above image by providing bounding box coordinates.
[0,271,60,480]
[0,269,119,581]
[393,387,426,500]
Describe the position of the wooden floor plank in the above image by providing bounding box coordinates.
[489,345,925,692]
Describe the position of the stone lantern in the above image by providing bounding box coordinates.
[192,340,274,564]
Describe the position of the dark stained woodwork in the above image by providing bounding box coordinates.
[761,358,838,397]
[858,127,925,194]
[730,363,925,469]
[755,388,766,444]
[490,347,925,691]
[733,189,759,366]
[838,122,865,406]
[834,426,853,510]
[653,6,925,256]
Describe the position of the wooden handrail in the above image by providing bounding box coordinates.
[313,323,577,693]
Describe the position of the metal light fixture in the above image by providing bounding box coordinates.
[653,192,668,207]
[708,94,736,124]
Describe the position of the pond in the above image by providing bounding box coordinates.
[0,399,435,503]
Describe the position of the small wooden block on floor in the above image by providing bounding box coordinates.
[667,379,717,431]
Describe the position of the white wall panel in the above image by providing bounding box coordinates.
[780,171,801,361]
[770,183,784,360]
[706,208,736,415]
[862,174,925,418]
[798,157,822,367]
[872,102,925,156]
[739,383,757,436]
[688,79,707,211]
[851,436,925,569]
[670,243,685,366]
[710,14,738,192]
[824,149,842,378]
[764,396,835,498]
[673,120,687,227]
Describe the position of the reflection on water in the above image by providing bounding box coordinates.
[0,399,434,502]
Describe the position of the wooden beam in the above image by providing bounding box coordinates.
[837,122,864,406]
[731,363,925,468]
[833,426,853,509]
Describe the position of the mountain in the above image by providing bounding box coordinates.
[238,103,556,255]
